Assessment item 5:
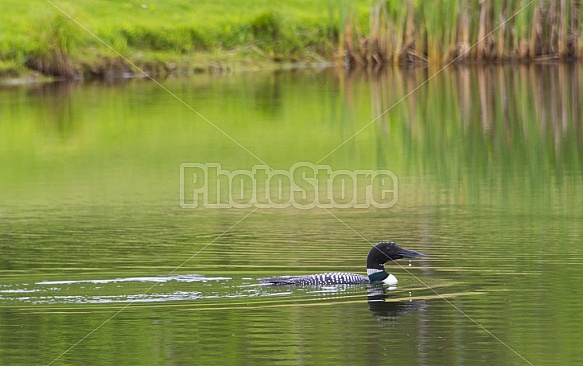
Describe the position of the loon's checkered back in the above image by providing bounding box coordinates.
[260,272,369,286]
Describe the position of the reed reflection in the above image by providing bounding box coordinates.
[345,64,583,211]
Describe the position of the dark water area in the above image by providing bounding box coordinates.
[1,64,582,365]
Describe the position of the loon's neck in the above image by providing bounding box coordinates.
[367,267,398,285]
[367,268,388,282]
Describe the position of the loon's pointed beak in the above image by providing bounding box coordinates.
[399,247,425,259]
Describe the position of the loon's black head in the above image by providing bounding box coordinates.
[366,241,424,270]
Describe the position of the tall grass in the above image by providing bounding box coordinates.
[344,0,582,66]
[25,13,82,78]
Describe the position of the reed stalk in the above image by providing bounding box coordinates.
[342,0,583,66]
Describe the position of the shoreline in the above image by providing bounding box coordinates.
[2,1,582,82]
[2,53,579,86]
[0,54,340,85]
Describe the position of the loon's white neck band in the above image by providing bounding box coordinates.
[367,268,384,275]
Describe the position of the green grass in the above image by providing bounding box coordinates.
[1,1,581,78]
[0,0,370,77]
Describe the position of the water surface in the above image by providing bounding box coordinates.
[1,65,582,365]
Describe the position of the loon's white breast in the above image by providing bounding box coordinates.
[382,273,398,286]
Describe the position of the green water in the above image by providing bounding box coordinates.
[1,65,582,365]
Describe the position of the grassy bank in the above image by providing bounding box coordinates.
[0,0,370,79]
[1,1,583,79]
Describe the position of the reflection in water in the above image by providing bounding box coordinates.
[366,283,427,319]
[24,82,79,142]
[342,64,583,211]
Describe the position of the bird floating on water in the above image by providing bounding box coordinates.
[260,241,424,286]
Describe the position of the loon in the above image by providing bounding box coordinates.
[260,241,424,286]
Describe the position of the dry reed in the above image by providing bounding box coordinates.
[343,0,581,66]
